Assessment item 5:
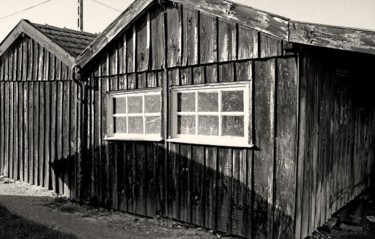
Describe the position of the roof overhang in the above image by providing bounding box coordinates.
[0,20,76,67]
[289,21,375,56]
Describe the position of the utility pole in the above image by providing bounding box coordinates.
[78,0,83,31]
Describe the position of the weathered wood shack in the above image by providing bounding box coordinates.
[0,0,374,238]
[0,20,96,198]
[75,0,375,238]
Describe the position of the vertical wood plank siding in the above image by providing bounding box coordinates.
[78,4,299,239]
[0,37,78,198]
[295,51,375,239]
[0,4,374,239]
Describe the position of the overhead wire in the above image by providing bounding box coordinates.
[0,0,53,20]
[89,0,122,13]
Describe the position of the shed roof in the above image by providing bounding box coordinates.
[0,19,97,67]
[76,0,375,68]
[31,22,97,58]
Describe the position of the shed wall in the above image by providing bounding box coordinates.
[295,49,375,238]
[0,36,80,199]
[81,3,298,239]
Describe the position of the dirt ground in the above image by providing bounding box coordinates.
[0,177,221,239]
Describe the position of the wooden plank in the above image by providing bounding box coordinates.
[137,13,150,72]
[135,143,146,215]
[274,57,298,239]
[191,145,204,226]
[4,82,9,177]
[9,81,13,179]
[146,72,158,88]
[33,81,39,185]
[216,148,232,233]
[167,143,179,219]
[179,144,191,223]
[56,81,64,194]
[70,80,77,199]
[126,142,136,214]
[19,82,24,182]
[126,30,135,73]
[204,146,217,229]
[76,0,154,67]
[50,81,57,192]
[39,81,45,186]
[218,19,237,62]
[118,37,126,75]
[231,149,246,237]
[200,13,217,64]
[14,82,19,181]
[27,83,33,183]
[238,25,259,60]
[44,81,50,188]
[205,65,218,83]
[244,150,253,238]
[182,7,199,66]
[180,68,192,86]
[23,82,29,183]
[260,33,282,58]
[167,4,182,67]
[219,62,234,82]
[146,143,157,217]
[118,142,127,212]
[151,7,165,70]
[193,66,204,84]
[253,59,276,239]
[289,21,375,56]
[172,0,289,40]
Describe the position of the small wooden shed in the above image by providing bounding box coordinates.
[75,0,375,238]
[0,20,96,198]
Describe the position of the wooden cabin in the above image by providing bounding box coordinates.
[75,0,375,238]
[0,0,374,239]
[0,20,96,198]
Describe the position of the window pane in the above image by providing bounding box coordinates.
[198,92,218,112]
[145,95,161,113]
[114,117,127,133]
[114,97,126,114]
[177,93,195,112]
[145,116,161,134]
[128,96,143,113]
[128,116,144,134]
[222,91,244,112]
[177,116,196,135]
[198,116,218,135]
[222,116,244,137]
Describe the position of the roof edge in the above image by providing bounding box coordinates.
[76,0,154,68]
[289,20,375,56]
[0,20,76,67]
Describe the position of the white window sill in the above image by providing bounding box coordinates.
[167,138,255,149]
[104,136,163,142]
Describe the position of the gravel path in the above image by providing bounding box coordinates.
[0,177,219,239]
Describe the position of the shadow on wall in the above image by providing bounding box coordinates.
[50,143,295,239]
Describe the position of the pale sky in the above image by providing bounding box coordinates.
[0,0,375,43]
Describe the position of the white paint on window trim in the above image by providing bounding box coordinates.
[170,81,251,147]
[105,88,162,141]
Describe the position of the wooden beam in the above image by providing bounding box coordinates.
[0,20,75,67]
[289,21,375,55]
[172,0,289,40]
[76,0,154,68]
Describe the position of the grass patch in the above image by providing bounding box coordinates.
[0,204,77,239]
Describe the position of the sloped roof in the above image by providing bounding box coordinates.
[31,23,97,58]
[76,0,375,69]
[0,19,96,66]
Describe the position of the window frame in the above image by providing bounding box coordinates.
[169,82,253,148]
[105,88,163,142]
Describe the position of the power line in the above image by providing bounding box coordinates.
[0,0,53,20]
[90,0,122,13]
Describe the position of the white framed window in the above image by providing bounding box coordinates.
[169,82,252,147]
[105,88,162,141]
